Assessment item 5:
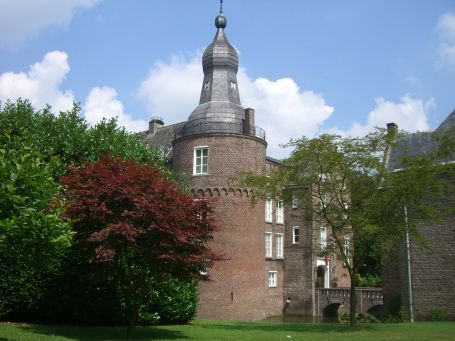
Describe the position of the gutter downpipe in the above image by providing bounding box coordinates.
[404,203,414,323]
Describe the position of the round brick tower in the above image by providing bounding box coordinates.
[172,7,279,320]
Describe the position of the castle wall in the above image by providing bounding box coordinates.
[382,176,455,321]
[409,215,455,320]
[283,206,315,316]
[172,134,283,320]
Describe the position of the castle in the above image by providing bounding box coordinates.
[140,6,350,320]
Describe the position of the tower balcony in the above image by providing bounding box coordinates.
[175,121,266,141]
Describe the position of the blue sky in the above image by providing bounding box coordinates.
[1,0,454,158]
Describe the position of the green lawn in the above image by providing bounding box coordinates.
[0,320,454,341]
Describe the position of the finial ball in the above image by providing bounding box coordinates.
[215,14,227,28]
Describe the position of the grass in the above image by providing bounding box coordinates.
[0,320,454,341]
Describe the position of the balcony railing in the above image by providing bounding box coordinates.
[175,121,266,141]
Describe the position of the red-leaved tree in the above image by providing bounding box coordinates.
[61,157,218,339]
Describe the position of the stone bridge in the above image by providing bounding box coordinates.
[315,288,383,318]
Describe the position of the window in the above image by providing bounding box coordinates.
[265,197,273,222]
[265,232,272,258]
[200,264,208,276]
[268,271,277,287]
[193,147,208,175]
[343,237,351,267]
[320,227,327,251]
[276,199,284,224]
[276,233,283,258]
[343,202,349,220]
[292,193,299,208]
[293,227,300,244]
[343,238,350,257]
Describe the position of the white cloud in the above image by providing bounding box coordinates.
[0,50,146,132]
[138,54,202,123]
[328,95,431,137]
[436,12,455,67]
[0,0,100,47]
[0,50,74,112]
[84,86,147,132]
[138,53,334,158]
[238,72,333,157]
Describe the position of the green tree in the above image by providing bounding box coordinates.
[0,99,165,177]
[0,99,172,323]
[237,129,454,326]
[61,157,219,339]
[0,133,72,317]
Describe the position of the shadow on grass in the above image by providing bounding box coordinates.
[19,324,188,340]
[194,321,381,334]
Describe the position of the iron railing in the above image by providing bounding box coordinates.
[175,121,266,141]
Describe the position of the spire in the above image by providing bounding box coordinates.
[181,2,245,137]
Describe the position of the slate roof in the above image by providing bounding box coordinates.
[140,122,185,159]
[388,109,455,171]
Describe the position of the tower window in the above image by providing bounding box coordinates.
[194,147,208,175]
[204,80,211,90]
[230,81,237,90]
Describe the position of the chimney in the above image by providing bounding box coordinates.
[244,108,255,135]
[386,122,398,142]
[149,117,164,135]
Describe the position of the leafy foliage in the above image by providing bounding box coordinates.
[61,157,218,338]
[139,276,198,325]
[0,99,189,327]
[0,133,72,317]
[0,99,165,177]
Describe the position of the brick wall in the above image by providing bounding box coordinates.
[382,174,455,321]
[172,133,284,320]
[409,215,455,320]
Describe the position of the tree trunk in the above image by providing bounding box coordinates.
[126,305,139,340]
[349,275,357,327]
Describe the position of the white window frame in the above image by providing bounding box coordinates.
[265,232,272,258]
[320,227,327,251]
[200,265,208,276]
[276,199,284,224]
[276,233,284,258]
[343,237,351,267]
[193,146,208,175]
[343,237,350,257]
[265,197,273,223]
[268,271,277,288]
[292,226,300,244]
